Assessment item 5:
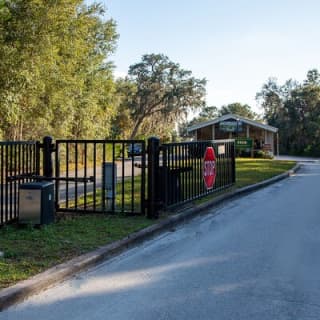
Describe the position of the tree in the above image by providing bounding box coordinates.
[178,105,218,138]
[111,78,137,139]
[0,1,118,140]
[198,105,218,120]
[304,69,320,85]
[219,103,258,120]
[123,54,206,139]
[257,70,320,156]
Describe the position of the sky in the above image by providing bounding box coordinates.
[91,0,320,114]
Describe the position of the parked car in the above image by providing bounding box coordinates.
[127,143,143,157]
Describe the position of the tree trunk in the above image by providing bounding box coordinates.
[129,117,144,140]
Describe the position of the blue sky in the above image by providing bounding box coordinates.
[92,0,320,114]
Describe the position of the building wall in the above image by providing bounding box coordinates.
[197,126,213,140]
[195,123,276,154]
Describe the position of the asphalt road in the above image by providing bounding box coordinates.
[2,162,320,319]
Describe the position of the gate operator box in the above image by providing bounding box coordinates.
[102,162,117,199]
[19,181,54,225]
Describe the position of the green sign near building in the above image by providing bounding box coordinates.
[235,138,253,149]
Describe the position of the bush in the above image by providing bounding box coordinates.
[253,150,274,159]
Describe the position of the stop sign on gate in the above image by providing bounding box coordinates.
[203,147,216,190]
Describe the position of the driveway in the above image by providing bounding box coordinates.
[2,163,320,319]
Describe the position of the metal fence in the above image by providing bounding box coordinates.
[0,141,40,225]
[0,137,235,225]
[55,140,146,215]
[158,139,235,209]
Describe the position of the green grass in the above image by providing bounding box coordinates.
[193,158,296,205]
[0,158,296,289]
[235,158,296,188]
[0,215,153,289]
[60,175,145,213]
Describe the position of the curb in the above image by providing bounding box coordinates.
[0,163,301,311]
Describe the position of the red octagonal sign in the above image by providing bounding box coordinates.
[203,147,216,190]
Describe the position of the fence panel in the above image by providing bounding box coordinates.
[159,140,235,209]
[1,137,235,223]
[0,141,40,225]
[55,140,146,215]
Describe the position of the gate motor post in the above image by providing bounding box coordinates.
[102,162,117,209]
[19,181,54,225]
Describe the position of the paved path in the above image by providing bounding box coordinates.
[2,163,320,319]
[275,155,320,162]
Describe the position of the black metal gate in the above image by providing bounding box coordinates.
[0,141,40,226]
[160,139,235,208]
[55,140,146,215]
[0,137,236,225]
[147,138,235,214]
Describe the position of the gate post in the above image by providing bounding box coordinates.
[147,137,160,218]
[43,136,54,179]
[231,141,236,183]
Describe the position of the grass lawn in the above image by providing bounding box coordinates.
[0,215,153,289]
[0,158,296,289]
[236,158,296,188]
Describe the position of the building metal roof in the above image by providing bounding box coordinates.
[187,114,278,134]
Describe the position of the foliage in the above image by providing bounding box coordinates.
[0,0,118,140]
[253,150,274,159]
[257,69,320,156]
[111,78,137,139]
[219,102,259,120]
[190,105,218,126]
[114,54,207,139]
[178,105,218,138]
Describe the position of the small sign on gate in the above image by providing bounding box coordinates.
[203,147,216,190]
[218,145,225,155]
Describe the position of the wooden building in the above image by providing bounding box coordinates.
[187,114,279,156]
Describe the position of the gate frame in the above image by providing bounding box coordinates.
[54,139,147,216]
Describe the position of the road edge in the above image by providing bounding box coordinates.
[0,163,301,311]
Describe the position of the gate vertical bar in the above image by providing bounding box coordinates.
[74,142,78,211]
[162,145,168,209]
[84,143,87,211]
[55,142,60,211]
[0,144,3,225]
[112,142,116,213]
[93,142,97,211]
[147,137,160,218]
[231,141,236,183]
[130,144,134,213]
[13,144,17,219]
[121,142,125,212]
[66,142,69,208]
[9,144,13,219]
[5,144,9,222]
[140,142,146,215]
[43,136,54,179]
